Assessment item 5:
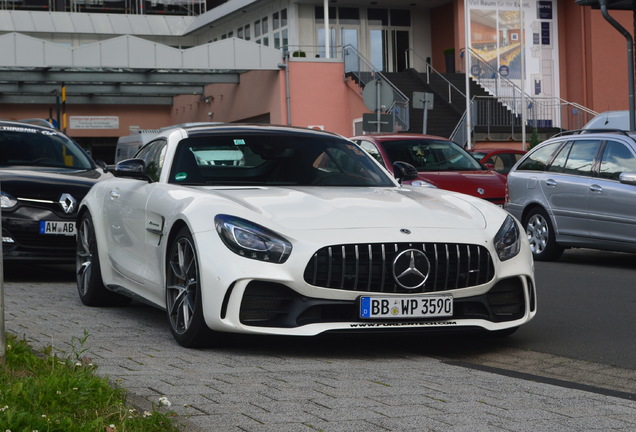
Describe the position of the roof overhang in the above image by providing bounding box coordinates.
[0,32,282,105]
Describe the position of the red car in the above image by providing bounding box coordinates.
[468,147,527,176]
[349,134,507,206]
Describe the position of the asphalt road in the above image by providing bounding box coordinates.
[505,248,636,370]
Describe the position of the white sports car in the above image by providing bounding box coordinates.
[76,124,536,347]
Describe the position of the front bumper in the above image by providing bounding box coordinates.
[217,275,536,335]
[2,211,76,262]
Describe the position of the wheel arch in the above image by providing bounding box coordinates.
[521,203,552,227]
[165,219,191,251]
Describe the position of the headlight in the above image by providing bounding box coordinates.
[1,192,17,209]
[494,215,521,261]
[215,214,292,263]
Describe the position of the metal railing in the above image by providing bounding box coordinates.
[405,48,465,104]
[449,98,476,146]
[341,44,410,132]
[1,0,204,15]
[461,47,598,130]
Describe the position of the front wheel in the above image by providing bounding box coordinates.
[523,207,564,261]
[166,227,216,348]
[76,212,131,306]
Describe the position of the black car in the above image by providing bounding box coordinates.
[1,120,110,262]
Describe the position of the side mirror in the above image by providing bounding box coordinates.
[114,158,153,183]
[95,159,109,173]
[619,172,636,186]
[392,161,418,184]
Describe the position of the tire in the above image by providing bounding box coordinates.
[165,227,215,348]
[523,207,564,261]
[76,212,132,306]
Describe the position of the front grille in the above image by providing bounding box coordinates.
[304,242,494,294]
[11,230,76,249]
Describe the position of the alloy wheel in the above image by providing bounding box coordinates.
[526,213,549,255]
[167,237,199,335]
[76,217,93,297]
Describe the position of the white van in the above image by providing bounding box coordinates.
[582,110,632,131]
[114,130,160,162]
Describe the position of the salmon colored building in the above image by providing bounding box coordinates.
[0,0,633,161]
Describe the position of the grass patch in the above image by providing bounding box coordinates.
[0,332,181,432]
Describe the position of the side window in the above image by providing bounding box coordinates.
[562,140,601,176]
[136,139,167,182]
[484,155,505,172]
[599,141,636,180]
[516,142,561,171]
[357,140,386,167]
[547,141,572,173]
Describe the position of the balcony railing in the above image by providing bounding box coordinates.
[0,0,204,15]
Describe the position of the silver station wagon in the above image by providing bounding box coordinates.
[505,129,636,261]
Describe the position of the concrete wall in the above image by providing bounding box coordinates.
[559,1,631,113]
[169,60,369,137]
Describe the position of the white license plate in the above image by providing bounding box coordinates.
[360,295,453,319]
[39,221,76,236]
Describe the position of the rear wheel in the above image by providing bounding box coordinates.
[76,212,131,306]
[523,207,564,261]
[166,227,215,348]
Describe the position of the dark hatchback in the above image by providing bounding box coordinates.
[1,120,110,262]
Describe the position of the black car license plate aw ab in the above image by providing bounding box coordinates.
[39,220,75,236]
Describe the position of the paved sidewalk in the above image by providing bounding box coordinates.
[4,281,636,432]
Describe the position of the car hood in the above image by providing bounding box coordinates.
[0,168,107,201]
[413,171,505,198]
[205,186,487,231]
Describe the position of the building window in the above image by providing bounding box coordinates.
[368,9,388,26]
[390,9,411,26]
[273,11,280,30]
[339,7,360,25]
[251,9,287,50]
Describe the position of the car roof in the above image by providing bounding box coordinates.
[549,128,636,141]
[167,123,347,139]
[0,119,57,132]
[350,133,452,141]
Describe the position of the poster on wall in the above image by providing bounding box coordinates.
[466,0,559,125]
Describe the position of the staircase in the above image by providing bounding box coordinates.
[342,45,595,144]
[382,69,525,140]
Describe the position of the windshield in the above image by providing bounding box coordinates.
[382,139,484,171]
[168,132,396,186]
[0,126,94,170]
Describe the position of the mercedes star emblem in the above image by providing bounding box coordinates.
[392,249,430,290]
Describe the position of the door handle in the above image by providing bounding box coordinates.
[545,179,557,187]
[109,190,120,200]
[589,184,603,193]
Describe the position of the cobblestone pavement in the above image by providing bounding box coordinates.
[4,280,636,432]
